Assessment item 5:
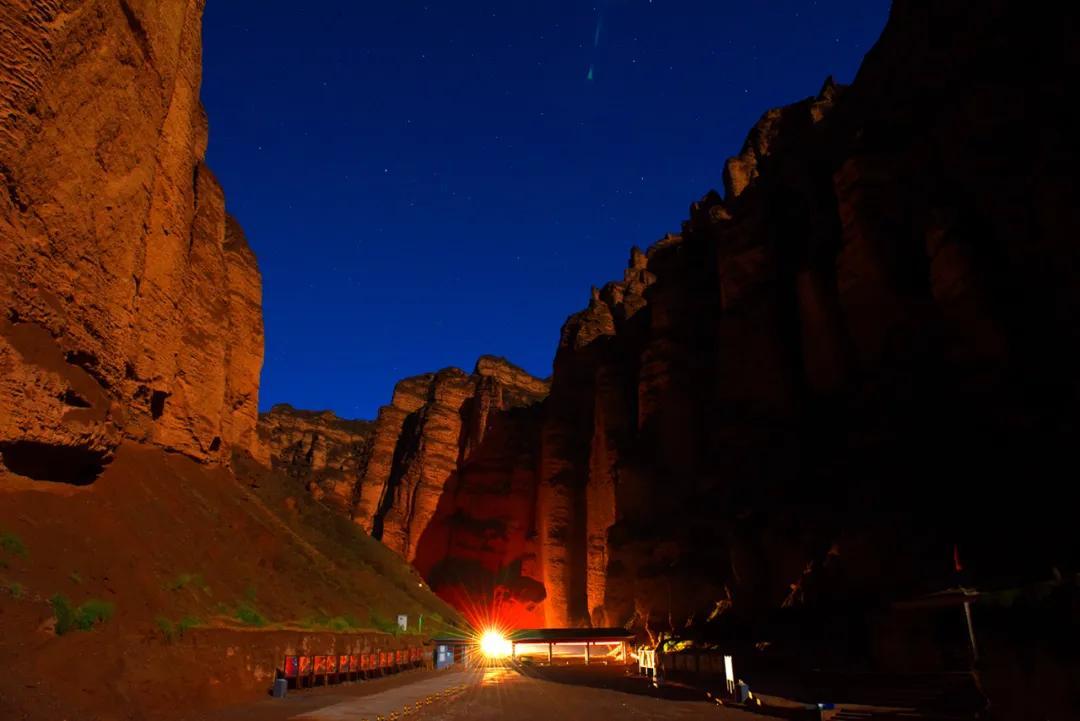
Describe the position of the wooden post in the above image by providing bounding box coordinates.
[584,641,590,665]
[548,642,553,664]
[511,642,516,661]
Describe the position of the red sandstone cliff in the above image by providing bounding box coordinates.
[259,404,374,513]
[0,5,464,719]
[0,0,265,483]
[260,357,551,624]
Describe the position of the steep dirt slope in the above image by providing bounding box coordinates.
[0,444,459,719]
[261,356,550,626]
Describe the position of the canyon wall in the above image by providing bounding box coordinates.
[535,0,1080,629]
[271,0,1079,635]
[261,357,551,626]
[259,404,374,514]
[0,0,264,483]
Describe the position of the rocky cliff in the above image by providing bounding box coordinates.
[261,356,551,624]
[0,0,264,483]
[258,404,374,513]
[535,0,1080,630]
[268,0,1079,640]
[0,5,466,718]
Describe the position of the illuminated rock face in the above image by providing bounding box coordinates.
[0,0,265,480]
[258,406,374,513]
[261,357,551,625]
[412,365,550,628]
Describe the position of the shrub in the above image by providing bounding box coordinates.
[326,615,362,631]
[156,614,203,643]
[164,572,209,593]
[51,594,114,635]
[6,581,24,599]
[369,612,400,635]
[74,598,114,631]
[0,530,27,558]
[155,616,178,643]
[51,594,75,634]
[235,602,266,627]
[302,611,364,631]
[177,615,201,633]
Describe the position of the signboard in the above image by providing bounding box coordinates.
[283,656,299,677]
[339,655,350,672]
[435,644,454,670]
[299,656,313,676]
[724,654,735,694]
[314,656,327,675]
[397,614,408,632]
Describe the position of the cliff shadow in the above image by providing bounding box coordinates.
[0,440,108,486]
[512,662,710,702]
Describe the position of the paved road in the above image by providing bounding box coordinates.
[294,669,480,720]
[291,665,760,721]
[207,663,982,721]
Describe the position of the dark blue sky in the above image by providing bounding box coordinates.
[201,0,891,420]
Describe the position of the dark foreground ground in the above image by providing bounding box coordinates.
[202,664,760,721]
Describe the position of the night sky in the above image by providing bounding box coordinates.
[200,1,891,420]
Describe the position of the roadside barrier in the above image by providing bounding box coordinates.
[280,646,427,689]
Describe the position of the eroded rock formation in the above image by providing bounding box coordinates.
[260,357,551,623]
[0,0,265,481]
[534,0,1080,629]
[258,405,374,513]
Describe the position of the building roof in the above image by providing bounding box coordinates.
[430,627,635,645]
[509,627,635,643]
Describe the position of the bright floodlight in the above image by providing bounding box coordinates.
[479,630,512,658]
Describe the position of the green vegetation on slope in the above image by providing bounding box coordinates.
[230,451,461,635]
[155,615,202,642]
[50,595,115,635]
[0,529,27,558]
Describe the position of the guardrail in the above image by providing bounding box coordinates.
[280,646,426,689]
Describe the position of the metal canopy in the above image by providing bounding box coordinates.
[509,627,635,644]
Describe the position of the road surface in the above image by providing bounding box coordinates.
[208,664,762,721]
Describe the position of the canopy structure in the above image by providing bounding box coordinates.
[510,627,635,644]
[509,628,635,665]
[430,627,637,666]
